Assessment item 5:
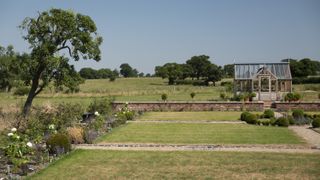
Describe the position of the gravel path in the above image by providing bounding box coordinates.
[75,143,320,154]
[289,125,320,148]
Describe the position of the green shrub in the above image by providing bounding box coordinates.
[263,109,274,118]
[240,112,250,121]
[270,117,277,126]
[245,113,257,124]
[220,81,232,86]
[109,75,116,82]
[249,92,256,101]
[13,86,30,96]
[55,103,86,129]
[287,115,295,125]
[161,93,168,101]
[261,120,271,126]
[89,115,106,131]
[276,117,289,127]
[220,92,226,100]
[231,94,244,101]
[285,92,301,102]
[292,109,304,118]
[312,118,320,128]
[190,92,196,99]
[293,93,301,101]
[291,109,312,125]
[46,133,71,155]
[88,97,113,115]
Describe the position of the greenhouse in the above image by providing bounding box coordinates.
[234,63,292,101]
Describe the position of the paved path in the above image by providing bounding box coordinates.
[289,125,320,148]
[75,143,320,154]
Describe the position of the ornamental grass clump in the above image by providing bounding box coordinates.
[66,127,84,144]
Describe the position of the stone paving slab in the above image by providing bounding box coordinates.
[75,143,320,154]
[289,125,320,148]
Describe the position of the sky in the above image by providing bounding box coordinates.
[0,0,319,74]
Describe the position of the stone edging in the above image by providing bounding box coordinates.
[74,143,320,153]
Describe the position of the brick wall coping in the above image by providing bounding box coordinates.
[113,101,264,104]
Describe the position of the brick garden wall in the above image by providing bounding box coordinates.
[113,101,320,112]
[112,101,264,112]
[274,102,320,111]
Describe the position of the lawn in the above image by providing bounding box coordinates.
[30,150,320,180]
[97,123,304,145]
[137,111,243,121]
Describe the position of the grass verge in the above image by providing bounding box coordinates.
[137,111,244,121]
[97,123,305,145]
[29,150,320,179]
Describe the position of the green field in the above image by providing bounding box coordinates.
[1,78,319,109]
[29,150,320,180]
[0,78,231,108]
[97,123,304,145]
[137,111,243,121]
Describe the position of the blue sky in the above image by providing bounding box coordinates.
[0,0,319,74]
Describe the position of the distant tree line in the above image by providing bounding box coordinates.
[282,58,320,84]
[282,58,320,77]
[79,67,119,80]
[154,55,225,85]
[79,63,150,79]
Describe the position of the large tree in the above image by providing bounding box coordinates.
[155,63,183,85]
[205,64,223,85]
[19,8,102,116]
[186,55,211,80]
[120,63,138,77]
[223,64,234,78]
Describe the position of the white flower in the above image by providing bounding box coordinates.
[114,114,118,117]
[11,128,17,132]
[48,124,55,130]
[94,111,100,116]
[16,135,20,139]
[7,132,13,137]
[125,102,129,105]
[26,142,33,147]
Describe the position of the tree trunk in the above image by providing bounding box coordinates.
[22,74,41,117]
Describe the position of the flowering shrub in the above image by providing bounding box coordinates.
[4,128,34,172]
[116,102,135,121]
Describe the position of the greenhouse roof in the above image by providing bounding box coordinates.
[234,63,292,80]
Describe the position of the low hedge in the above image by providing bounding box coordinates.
[312,118,320,128]
[292,77,320,84]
